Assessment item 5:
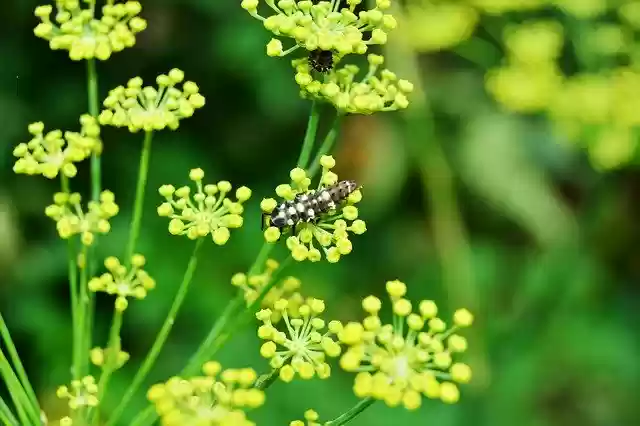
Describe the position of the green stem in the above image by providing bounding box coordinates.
[307,115,342,178]
[0,314,39,413]
[87,58,101,202]
[106,239,204,426]
[77,245,90,377]
[325,397,376,426]
[296,101,321,169]
[60,175,80,381]
[255,368,279,390]
[0,396,19,426]
[95,306,124,419]
[0,349,38,425]
[126,131,154,263]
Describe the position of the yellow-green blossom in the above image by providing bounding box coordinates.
[45,190,119,245]
[87,254,155,311]
[293,54,413,114]
[147,361,264,426]
[401,2,478,52]
[338,280,473,409]
[13,115,101,179]
[34,0,147,61]
[157,168,251,244]
[241,0,397,57]
[90,346,130,370]
[256,298,341,382]
[231,258,304,321]
[99,69,205,132]
[56,376,99,410]
[290,409,323,426]
[261,156,366,263]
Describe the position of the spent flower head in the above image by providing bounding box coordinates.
[261,156,366,263]
[99,69,205,132]
[87,254,156,311]
[56,375,99,411]
[290,409,323,426]
[45,190,119,246]
[158,168,251,244]
[231,258,304,320]
[147,361,264,426]
[338,280,473,409]
[13,116,101,179]
[241,0,397,58]
[34,0,147,60]
[293,54,413,114]
[256,298,342,382]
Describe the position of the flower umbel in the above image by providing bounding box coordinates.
[56,375,99,410]
[13,116,101,179]
[261,156,366,263]
[256,298,341,382]
[90,346,130,370]
[147,361,264,426]
[293,54,413,114]
[338,280,473,409]
[45,190,119,245]
[157,168,251,244]
[290,409,323,426]
[34,0,147,61]
[231,258,304,320]
[87,254,156,311]
[98,69,206,132]
[241,0,397,57]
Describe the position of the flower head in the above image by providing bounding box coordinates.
[261,156,366,263]
[56,376,99,410]
[293,54,413,114]
[290,409,323,426]
[98,69,206,132]
[87,254,156,311]
[45,190,119,246]
[157,169,251,244]
[241,0,397,58]
[147,362,264,426]
[34,0,147,60]
[256,298,342,382]
[90,346,130,370]
[338,280,473,409]
[231,258,304,321]
[13,116,101,179]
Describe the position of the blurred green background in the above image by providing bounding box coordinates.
[2,0,640,425]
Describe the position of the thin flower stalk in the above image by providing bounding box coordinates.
[0,396,18,426]
[296,100,321,169]
[324,398,376,426]
[126,130,153,261]
[106,239,204,426]
[0,349,39,425]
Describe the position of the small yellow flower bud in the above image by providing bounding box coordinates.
[266,38,284,57]
[454,308,473,327]
[189,168,204,181]
[320,155,336,169]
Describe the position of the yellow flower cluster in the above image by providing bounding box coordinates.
[231,258,304,318]
[338,280,473,410]
[45,190,119,246]
[256,298,341,382]
[293,54,413,115]
[34,0,147,61]
[261,156,366,263]
[147,361,264,426]
[550,69,640,170]
[56,375,99,411]
[485,21,564,113]
[88,254,156,311]
[241,0,397,57]
[99,69,206,132]
[400,1,478,52]
[90,346,130,370]
[290,409,323,426]
[13,116,101,179]
[157,168,251,244]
